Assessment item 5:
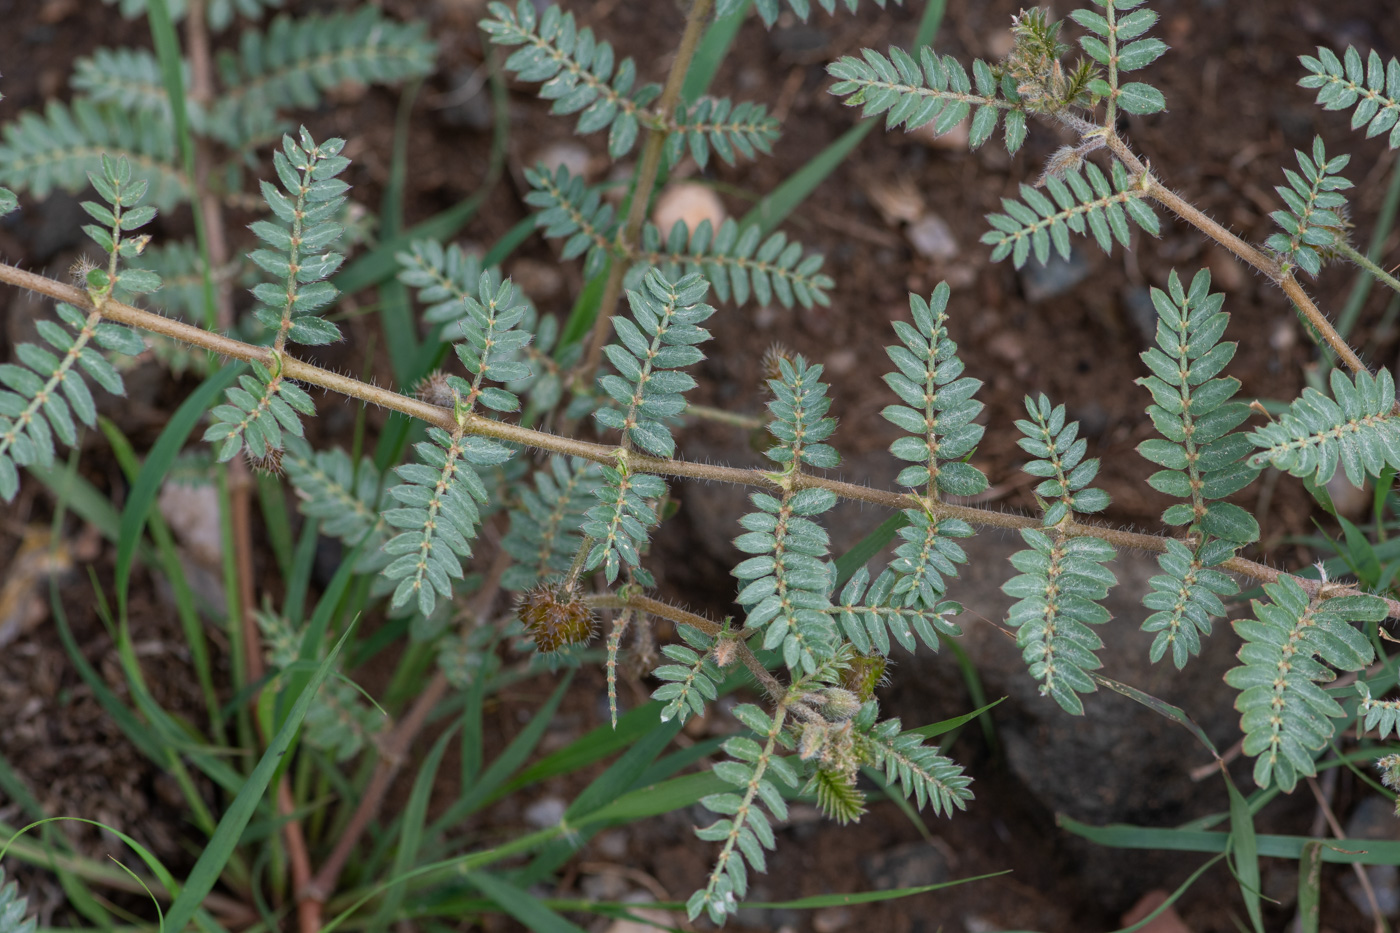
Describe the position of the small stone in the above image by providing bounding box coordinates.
[825,349,858,376]
[1119,890,1193,933]
[1020,248,1091,302]
[909,116,970,151]
[605,898,679,933]
[652,182,727,237]
[768,23,830,58]
[593,831,628,859]
[812,906,853,932]
[1122,286,1157,346]
[159,482,224,567]
[860,840,950,890]
[437,66,494,131]
[1325,472,1369,517]
[508,258,563,302]
[1206,245,1247,291]
[530,141,591,181]
[523,796,566,828]
[906,214,959,261]
[987,331,1025,363]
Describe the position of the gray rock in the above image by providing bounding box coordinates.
[1019,248,1091,302]
[860,840,951,890]
[907,214,959,261]
[1341,795,1400,917]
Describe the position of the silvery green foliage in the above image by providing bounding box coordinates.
[733,356,841,676]
[73,47,180,119]
[651,624,724,724]
[1265,137,1352,276]
[1136,269,1259,544]
[689,702,799,924]
[595,271,713,458]
[1224,578,1385,791]
[717,0,904,29]
[210,10,436,147]
[1134,269,1255,669]
[0,866,36,933]
[522,165,833,308]
[1004,528,1117,715]
[482,1,658,158]
[284,438,394,575]
[101,0,282,30]
[259,612,381,762]
[202,361,316,462]
[0,157,149,501]
[247,129,349,345]
[1357,682,1400,739]
[835,566,960,656]
[637,217,832,309]
[1300,46,1400,149]
[499,456,602,592]
[1003,396,1117,715]
[1070,0,1168,115]
[0,99,186,209]
[852,702,972,816]
[881,285,984,613]
[827,47,1027,152]
[484,2,777,164]
[382,428,514,617]
[1016,394,1111,525]
[204,128,350,462]
[396,241,567,412]
[982,160,1160,268]
[0,9,432,207]
[580,271,714,585]
[1141,538,1238,670]
[1247,367,1400,488]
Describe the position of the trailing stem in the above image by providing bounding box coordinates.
[575,0,715,384]
[1099,131,1377,384]
[0,260,1394,618]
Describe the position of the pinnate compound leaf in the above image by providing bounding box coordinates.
[982,161,1158,268]
[1299,45,1400,150]
[1225,577,1384,791]
[1249,367,1400,489]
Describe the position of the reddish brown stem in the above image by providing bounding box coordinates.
[2,260,1394,617]
[305,546,512,908]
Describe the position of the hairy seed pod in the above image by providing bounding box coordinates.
[711,635,739,668]
[67,255,99,284]
[818,687,863,723]
[760,343,793,388]
[417,371,455,408]
[841,653,888,703]
[518,583,595,653]
[247,447,284,476]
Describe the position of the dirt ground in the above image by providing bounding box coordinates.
[2,0,1400,931]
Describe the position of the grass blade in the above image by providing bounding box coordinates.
[368,725,458,933]
[1225,772,1266,933]
[426,674,573,838]
[465,872,588,933]
[162,624,355,933]
[907,697,1005,739]
[115,362,242,618]
[1297,841,1323,933]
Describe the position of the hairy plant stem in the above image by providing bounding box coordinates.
[4,259,1394,615]
[585,591,787,702]
[1336,240,1400,298]
[576,0,715,384]
[1100,131,1376,382]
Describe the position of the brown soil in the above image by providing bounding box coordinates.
[2,1,1399,931]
